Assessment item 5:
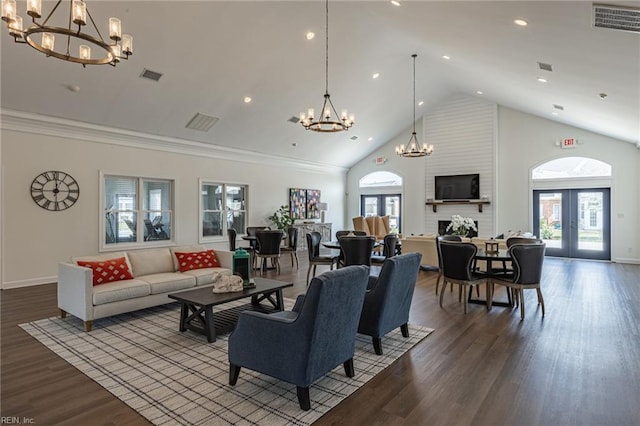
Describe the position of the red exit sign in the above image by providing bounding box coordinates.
[561,138,578,148]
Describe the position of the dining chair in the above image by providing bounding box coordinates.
[255,230,284,274]
[489,243,546,320]
[335,230,366,239]
[439,241,488,314]
[434,235,462,295]
[280,226,299,269]
[494,237,544,274]
[371,234,399,265]
[339,235,376,267]
[306,231,339,285]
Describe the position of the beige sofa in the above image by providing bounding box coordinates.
[401,235,507,270]
[58,245,233,331]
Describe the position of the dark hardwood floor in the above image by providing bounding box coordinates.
[2,254,639,425]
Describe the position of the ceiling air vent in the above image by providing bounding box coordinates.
[553,104,565,111]
[288,116,300,124]
[185,113,219,132]
[140,68,163,82]
[537,62,553,72]
[350,135,358,141]
[593,3,640,33]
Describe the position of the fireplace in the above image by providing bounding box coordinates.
[438,220,478,237]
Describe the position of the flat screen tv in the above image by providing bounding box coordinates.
[435,174,480,201]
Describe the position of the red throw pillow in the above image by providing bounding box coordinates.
[175,250,220,272]
[77,257,134,286]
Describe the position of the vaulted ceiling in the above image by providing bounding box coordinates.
[1,1,639,169]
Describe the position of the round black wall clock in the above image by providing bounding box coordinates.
[30,171,80,211]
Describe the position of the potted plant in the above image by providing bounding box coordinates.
[267,205,294,231]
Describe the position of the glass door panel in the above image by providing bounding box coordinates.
[360,194,402,233]
[533,188,609,260]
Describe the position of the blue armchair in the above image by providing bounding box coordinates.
[228,265,370,410]
[357,252,422,355]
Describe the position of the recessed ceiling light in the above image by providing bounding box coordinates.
[418,101,424,106]
[599,92,608,99]
[514,19,528,26]
[537,77,547,83]
[476,91,483,95]
[391,0,401,6]
[243,97,252,103]
[372,72,380,79]
[551,112,559,116]
[306,32,315,40]
[368,137,373,142]
[442,55,451,60]
[64,84,81,93]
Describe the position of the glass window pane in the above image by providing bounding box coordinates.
[143,180,171,210]
[105,176,137,245]
[202,184,223,211]
[539,192,562,249]
[203,211,223,237]
[577,192,603,251]
[143,211,171,241]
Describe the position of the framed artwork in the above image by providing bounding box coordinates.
[306,189,321,219]
[289,188,306,220]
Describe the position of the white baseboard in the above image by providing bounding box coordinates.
[2,276,56,290]
[612,257,640,265]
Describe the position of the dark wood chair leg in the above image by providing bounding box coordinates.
[229,364,241,385]
[343,358,355,377]
[297,386,311,411]
[401,323,409,338]
[373,337,383,355]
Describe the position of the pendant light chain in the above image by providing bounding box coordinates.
[412,53,416,133]
[325,0,329,95]
[299,0,354,132]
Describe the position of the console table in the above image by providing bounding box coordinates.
[293,223,332,250]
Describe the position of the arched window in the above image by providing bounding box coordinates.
[532,157,611,180]
[358,171,403,233]
[359,171,403,188]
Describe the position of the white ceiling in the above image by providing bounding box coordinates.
[1,1,639,169]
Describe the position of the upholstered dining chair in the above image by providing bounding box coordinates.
[255,230,284,274]
[306,231,339,285]
[494,237,544,275]
[358,252,422,354]
[280,226,299,269]
[371,233,399,265]
[439,241,488,314]
[335,230,366,239]
[489,243,546,320]
[339,235,376,267]
[435,235,462,295]
[227,228,252,252]
[228,265,370,410]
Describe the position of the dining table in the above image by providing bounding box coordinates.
[468,248,514,308]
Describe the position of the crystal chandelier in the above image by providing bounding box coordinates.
[299,0,354,132]
[1,0,132,67]
[396,54,433,157]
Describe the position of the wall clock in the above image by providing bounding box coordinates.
[30,171,80,211]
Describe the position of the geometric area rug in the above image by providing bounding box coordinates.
[20,299,433,426]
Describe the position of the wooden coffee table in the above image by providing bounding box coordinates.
[168,277,293,342]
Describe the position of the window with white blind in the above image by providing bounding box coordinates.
[200,181,248,242]
[102,174,174,249]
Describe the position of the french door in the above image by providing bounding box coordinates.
[532,188,610,260]
[360,194,401,233]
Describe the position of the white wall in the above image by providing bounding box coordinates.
[347,96,640,264]
[1,116,347,288]
[498,106,639,263]
[346,119,426,235]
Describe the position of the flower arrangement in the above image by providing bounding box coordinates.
[446,215,477,237]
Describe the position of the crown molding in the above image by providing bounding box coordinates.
[0,109,348,174]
